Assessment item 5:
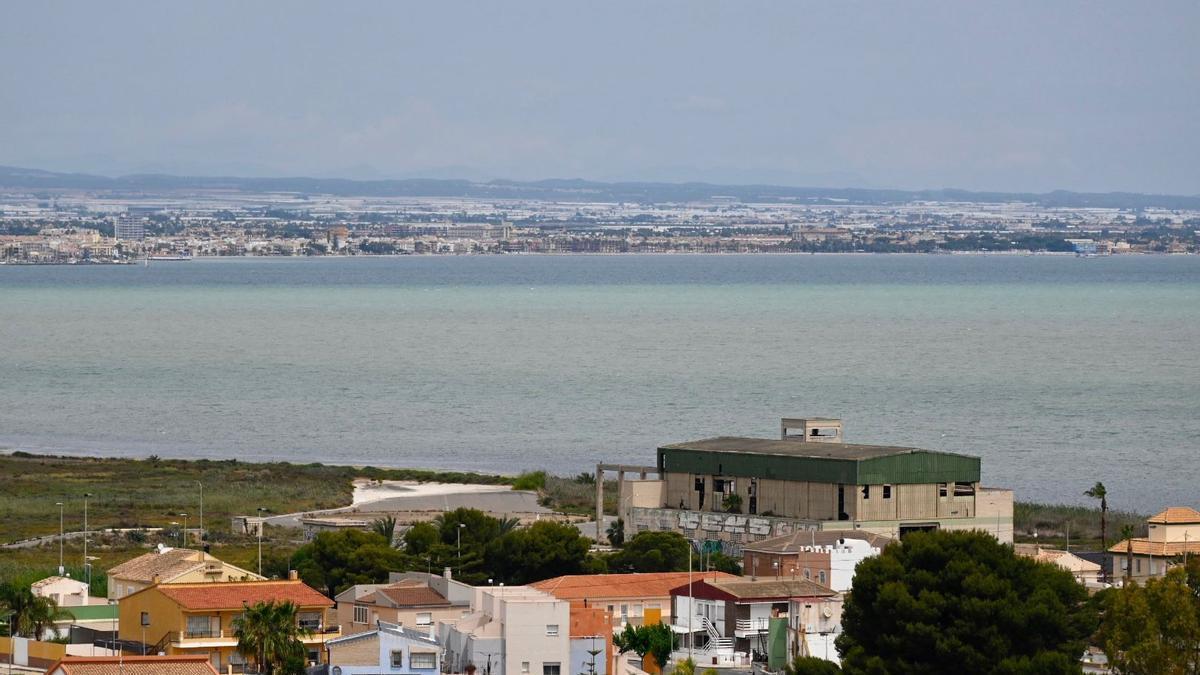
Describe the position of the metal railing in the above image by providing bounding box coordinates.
[735,618,771,632]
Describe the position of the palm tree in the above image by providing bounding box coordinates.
[497,516,520,535]
[233,600,312,675]
[1084,482,1109,553]
[0,583,67,640]
[1119,524,1135,584]
[371,516,398,546]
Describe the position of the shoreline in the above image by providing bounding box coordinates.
[3,250,1188,266]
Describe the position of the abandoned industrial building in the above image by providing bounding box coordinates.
[606,417,1013,553]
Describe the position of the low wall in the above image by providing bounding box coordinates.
[0,636,67,669]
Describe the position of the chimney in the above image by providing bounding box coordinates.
[151,574,162,585]
[443,567,453,581]
[288,570,298,581]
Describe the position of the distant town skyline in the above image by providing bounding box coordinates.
[1,1,1197,194]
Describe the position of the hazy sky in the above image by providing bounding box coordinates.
[2,2,1197,193]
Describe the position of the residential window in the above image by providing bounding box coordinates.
[1136,559,1141,573]
[353,605,369,624]
[416,612,433,626]
[411,652,437,669]
[186,615,213,638]
[818,570,827,585]
[544,663,562,675]
[546,624,559,636]
[883,485,892,499]
[307,650,318,664]
[298,611,322,632]
[938,483,948,498]
[953,482,975,497]
[391,650,405,668]
[861,485,870,500]
[521,662,530,674]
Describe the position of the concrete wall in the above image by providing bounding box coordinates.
[0,637,66,670]
[496,595,570,675]
[1151,522,1200,543]
[665,473,851,521]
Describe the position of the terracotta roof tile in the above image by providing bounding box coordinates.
[1148,507,1200,524]
[705,577,837,600]
[1108,538,1200,556]
[154,580,332,610]
[532,572,735,600]
[50,655,219,674]
[107,549,206,583]
[374,582,452,608]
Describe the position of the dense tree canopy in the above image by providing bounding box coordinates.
[836,530,1096,675]
[1099,562,1200,674]
[485,520,592,585]
[609,531,691,573]
[291,529,404,597]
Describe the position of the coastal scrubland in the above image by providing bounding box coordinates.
[0,451,1140,588]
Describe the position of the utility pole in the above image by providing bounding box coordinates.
[180,513,188,548]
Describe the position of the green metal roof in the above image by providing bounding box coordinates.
[66,604,119,621]
[658,437,980,485]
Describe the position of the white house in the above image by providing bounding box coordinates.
[31,576,91,607]
[327,621,442,675]
[440,586,570,675]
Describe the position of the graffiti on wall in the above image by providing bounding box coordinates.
[674,510,818,537]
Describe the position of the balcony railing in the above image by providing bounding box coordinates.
[734,618,770,633]
[175,625,341,644]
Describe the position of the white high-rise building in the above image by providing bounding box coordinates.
[114,216,144,241]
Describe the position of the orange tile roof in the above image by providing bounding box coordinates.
[372,581,453,608]
[107,548,207,582]
[532,572,735,601]
[154,580,332,610]
[1108,538,1200,556]
[1148,507,1200,524]
[49,655,219,675]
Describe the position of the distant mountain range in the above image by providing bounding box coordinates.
[1,164,1197,210]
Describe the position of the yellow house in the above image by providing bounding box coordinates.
[107,546,263,600]
[117,577,338,673]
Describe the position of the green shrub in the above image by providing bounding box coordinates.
[512,471,547,491]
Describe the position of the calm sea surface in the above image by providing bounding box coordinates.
[1,255,1197,512]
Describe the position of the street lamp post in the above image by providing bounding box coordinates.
[56,501,64,575]
[256,507,268,576]
[457,523,466,560]
[107,598,122,671]
[85,556,99,602]
[83,493,94,590]
[6,610,15,675]
[196,481,204,547]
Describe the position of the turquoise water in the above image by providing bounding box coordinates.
[1,255,1198,512]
